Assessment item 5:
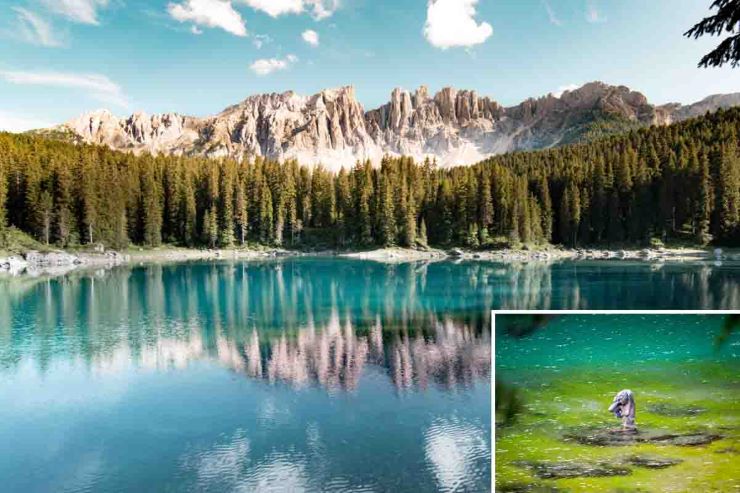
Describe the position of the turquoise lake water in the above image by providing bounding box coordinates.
[0,259,492,493]
[1,257,739,492]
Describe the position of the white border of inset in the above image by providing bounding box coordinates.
[490,309,740,493]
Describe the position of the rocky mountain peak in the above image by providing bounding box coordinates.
[54,82,740,170]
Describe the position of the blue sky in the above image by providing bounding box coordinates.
[1,0,738,130]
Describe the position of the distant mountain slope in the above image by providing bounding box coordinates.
[39,81,740,170]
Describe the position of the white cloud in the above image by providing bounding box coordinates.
[249,55,297,76]
[553,83,580,97]
[424,0,492,49]
[240,0,338,20]
[585,1,605,23]
[191,25,203,34]
[0,111,53,132]
[40,0,108,25]
[0,70,129,107]
[168,0,247,37]
[302,29,319,46]
[305,0,338,20]
[13,7,61,47]
[241,0,302,17]
[542,0,561,26]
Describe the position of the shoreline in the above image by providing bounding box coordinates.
[0,244,734,277]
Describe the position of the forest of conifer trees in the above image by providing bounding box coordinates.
[0,107,738,250]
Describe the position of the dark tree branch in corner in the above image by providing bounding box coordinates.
[685,0,740,67]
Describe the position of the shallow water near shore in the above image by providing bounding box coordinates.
[496,314,740,492]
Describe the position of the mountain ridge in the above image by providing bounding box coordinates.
[50,82,740,170]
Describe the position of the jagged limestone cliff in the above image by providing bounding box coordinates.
[56,82,740,170]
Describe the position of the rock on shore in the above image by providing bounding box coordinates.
[0,249,127,276]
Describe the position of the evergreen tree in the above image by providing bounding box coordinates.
[696,151,713,244]
[204,207,219,248]
[142,167,163,247]
[53,165,76,246]
[418,218,428,246]
[717,143,740,241]
[685,0,740,68]
[478,171,494,238]
[219,162,235,247]
[235,177,248,246]
[0,161,6,245]
[378,174,396,246]
[39,189,53,244]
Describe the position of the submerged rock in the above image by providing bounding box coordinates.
[513,460,631,479]
[563,427,722,447]
[497,482,562,492]
[626,454,682,469]
[715,446,739,454]
[645,403,706,417]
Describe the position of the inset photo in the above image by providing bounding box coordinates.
[494,312,740,493]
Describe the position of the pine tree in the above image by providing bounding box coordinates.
[467,223,480,248]
[560,181,581,246]
[418,218,428,246]
[235,177,248,246]
[606,189,622,244]
[695,151,713,244]
[685,0,740,68]
[81,159,98,245]
[204,207,219,248]
[378,174,396,246]
[357,164,374,245]
[335,168,352,246]
[437,178,454,245]
[53,165,76,246]
[478,171,494,238]
[717,143,740,242]
[537,174,552,243]
[179,174,197,246]
[219,162,235,247]
[0,161,6,245]
[37,189,53,245]
[258,176,273,244]
[142,167,163,247]
[402,197,417,247]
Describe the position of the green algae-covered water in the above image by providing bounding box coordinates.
[0,259,491,492]
[495,314,740,493]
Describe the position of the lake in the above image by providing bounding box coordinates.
[0,258,492,493]
[1,257,739,492]
[495,314,740,492]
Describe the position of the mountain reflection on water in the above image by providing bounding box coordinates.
[76,314,489,392]
[0,260,491,393]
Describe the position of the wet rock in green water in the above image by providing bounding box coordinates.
[645,402,706,417]
[496,482,562,492]
[661,433,724,446]
[714,446,739,454]
[626,454,683,469]
[562,427,723,446]
[513,460,631,479]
